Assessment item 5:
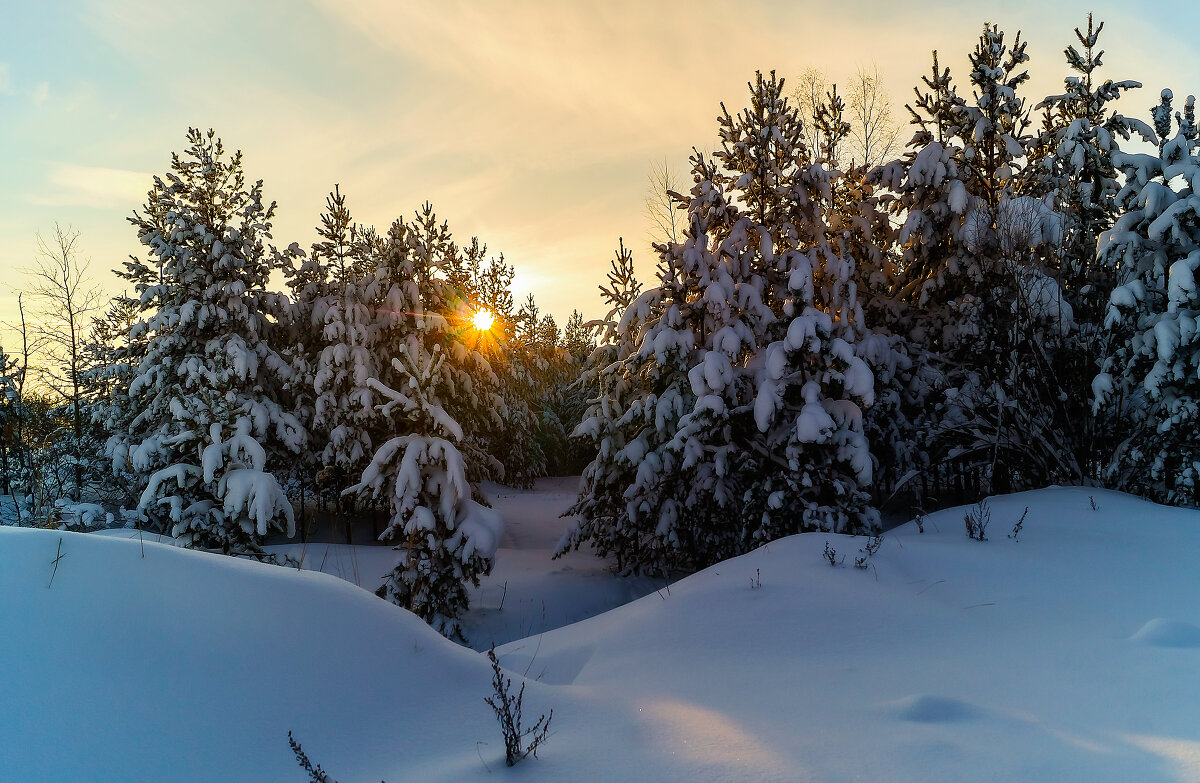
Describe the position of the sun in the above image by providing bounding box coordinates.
[472,308,495,332]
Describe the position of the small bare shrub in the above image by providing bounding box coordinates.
[854,535,883,569]
[485,646,552,766]
[964,499,990,541]
[823,541,844,567]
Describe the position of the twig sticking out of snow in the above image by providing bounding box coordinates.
[47,537,65,589]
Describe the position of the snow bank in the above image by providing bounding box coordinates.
[0,528,496,782]
[4,486,1200,782]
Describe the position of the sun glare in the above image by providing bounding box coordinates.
[472,309,495,332]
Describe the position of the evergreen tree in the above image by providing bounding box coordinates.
[1095,89,1200,505]
[108,129,302,555]
[1030,15,1143,479]
[1036,16,1141,318]
[351,218,502,639]
[561,310,595,363]
[564,72,878,574]
[551,308,599,473]
[307,188,380,505]
[81,295,144,505]
[813,85,918,500]
[880,27,1077,498]
[741,76,878,542]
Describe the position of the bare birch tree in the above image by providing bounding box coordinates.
[846,64,902,169]
[25,224,104,497]
[644,158,684,248]
[792,67,831,162]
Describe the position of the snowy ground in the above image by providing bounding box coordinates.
[268,477,663,650]
[3,485,1200,782]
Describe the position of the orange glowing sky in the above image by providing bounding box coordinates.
[0,0,1195,338]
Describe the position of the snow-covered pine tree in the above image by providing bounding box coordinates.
[279,220,326,526]
[493,294,550,488]
[78,295,144,506]
[305,188,380,511]
[880,27,1076,498]
[1026,16,1144,481]
[741,76,878,542]
[812,85,918,502]
[1094,89,1200,505]
[439,241,515,487]
[876,48,969,370]
[560,159,722,572]
[88,295,147,510]
[109,129,303,555]
[565,71,878,573]
[351,217,502,639]
[1037,15,1142,322]
[401,206,504,491]
[560,239,650,566]
[953,24,1081,492]
[875,51,973,504]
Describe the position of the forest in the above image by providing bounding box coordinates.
[2,15,1198,646]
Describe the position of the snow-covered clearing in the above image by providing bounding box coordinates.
[3,485,1200,782]
[269,478,662,649]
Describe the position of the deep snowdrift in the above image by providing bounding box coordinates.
[3,487,1199,782]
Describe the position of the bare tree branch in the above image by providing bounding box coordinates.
[644,159,683,249]
[846,63,902,169]
[792,67,831,162]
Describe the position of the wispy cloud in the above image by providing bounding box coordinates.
[307,0,791,159]
[29,162,149,209]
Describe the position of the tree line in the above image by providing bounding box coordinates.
[561,16,1198,574]
[2,16,1198,637]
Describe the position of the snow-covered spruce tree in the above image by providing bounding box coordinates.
[109,129,303,555]
[1094,90,1200,505]
[351,218,502,639]
[880,28,1077,498]
[564,72,877,573]
[811,84,918,501]
[1028,15,1144,480]
[741,76,878,543]
[289,188,381,518]
[79,295,145,507]
[559,240,650,568]
[1036,15,1142,322]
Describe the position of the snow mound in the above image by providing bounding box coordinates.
[0,527,500,782]
[1130,618,1200,648]
[6,485,1200,782]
